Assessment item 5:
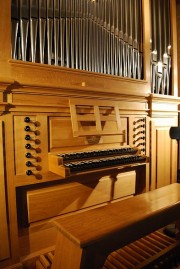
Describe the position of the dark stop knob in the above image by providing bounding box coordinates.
[24,117,31,123]
[24,126,31,131]
[26,170,32,176]
[26,161,32,167]
[25,152,31,158]
[25,134,31,140]
[25,143,31,149]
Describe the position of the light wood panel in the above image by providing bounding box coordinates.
[27,171,136,224]
[113,171,136,200]
[156,128,171,188]
[49,116,127,151]
[0,121,10,260]
[149,95,179,190]
[27,176,112,223]
[177,0,180,97]
[150,117,178,190]
[3,114,20,266]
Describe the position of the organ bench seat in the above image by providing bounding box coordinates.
[51,183,180,269]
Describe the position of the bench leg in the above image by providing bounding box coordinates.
[51,232,83,269]
[176,219,180,240]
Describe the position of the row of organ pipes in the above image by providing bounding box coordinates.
[11,0,171,94]
[150,0,171,95]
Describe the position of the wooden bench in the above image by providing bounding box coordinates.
[51,183,180,269]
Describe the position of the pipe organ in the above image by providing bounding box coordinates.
[11,0,144,78]
[150,0,172,95]
[0,1,179,269]
[11,0,172,93]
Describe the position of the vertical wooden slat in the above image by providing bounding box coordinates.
[114,106,121,132]
[141,0,151,87]
[69,104,79,136]
[94,105,102,132]
[170,0,178,97]
[156,128,171,188]
[0,121,10,260]
[150,120,157,190]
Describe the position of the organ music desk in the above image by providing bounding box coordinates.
[48,99,148,178]
[51,183,180,269]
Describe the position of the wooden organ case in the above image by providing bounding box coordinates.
[0,0,180,269]
[4,91,150,265]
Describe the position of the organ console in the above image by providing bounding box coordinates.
[0,1,180,269]
[47,99,148,178]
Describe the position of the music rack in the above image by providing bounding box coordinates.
[69,99,125,138]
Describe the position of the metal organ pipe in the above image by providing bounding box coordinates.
[11,0,19,60]
[30,0,38,63]
[38,0,46,64]
[54,0,60,66]
[150,0,171,95]
[19,0,29,61]
[10,0,170,86]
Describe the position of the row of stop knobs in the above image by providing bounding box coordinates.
[133,118,146,152]
[24,117,40,176]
